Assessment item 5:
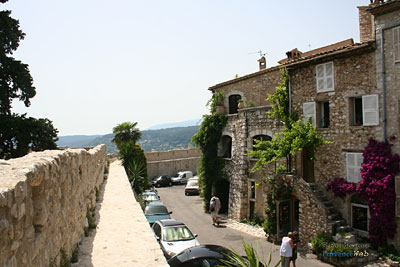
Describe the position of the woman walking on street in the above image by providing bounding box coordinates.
[209,195,221,226]
[290,231,299,267]
[280,232,296,267]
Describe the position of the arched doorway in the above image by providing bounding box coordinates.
[229,94,241,114]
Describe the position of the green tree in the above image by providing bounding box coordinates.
[0,4,36,115]
[0,2,58,159]
[248,68,328,171]
[112,122,142,150]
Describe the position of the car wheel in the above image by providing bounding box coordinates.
[185,192,189,196]
[169,182,172,186]
[156,183,160,188]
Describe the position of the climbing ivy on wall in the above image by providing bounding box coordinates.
[248,68,328,171]
[191,114,227,211]
[327,137,400,246]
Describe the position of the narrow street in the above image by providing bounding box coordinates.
[156,185,333,267]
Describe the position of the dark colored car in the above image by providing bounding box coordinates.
[167,245,238,267]
[144,202,172,226]
[152,175,172,187]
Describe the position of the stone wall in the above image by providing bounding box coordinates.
[145,148,201,178]
[372,2,400,247]
[289,46,378,219]
[145,148,201,162]
[222,106,283,220]
[0,145,106,267]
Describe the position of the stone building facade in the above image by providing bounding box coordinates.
[209,1,400,245]
[369,0,400,246]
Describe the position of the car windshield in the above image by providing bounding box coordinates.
[187,181,198,187]
[145,205,168,215]
[163,226,194,242]
[143,195,159,201]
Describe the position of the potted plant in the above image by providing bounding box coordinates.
[238,99,245,109]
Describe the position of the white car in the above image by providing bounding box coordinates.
[152,219,200,259]
[171,171,193,185]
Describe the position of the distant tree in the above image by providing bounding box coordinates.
[0,2,58,159]
[112,122,142,150]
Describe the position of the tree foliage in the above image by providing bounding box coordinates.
[0,3,58,159]
[191,114,227,210]
[0,114,58,159]
[0,8,36,115]
[249,68,328,171]
[112,121,142,150]
[113,122,149,195]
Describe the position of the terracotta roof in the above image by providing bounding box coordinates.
[278,39,354,64]
[368,0,400,15]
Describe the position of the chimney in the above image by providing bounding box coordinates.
[286,48,303,61]
[358,6,375,42]
[258,56,266,70]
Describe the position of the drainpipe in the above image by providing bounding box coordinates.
[380,23,400,141]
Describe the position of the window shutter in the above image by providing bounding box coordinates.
[325,62,334,91]
[303,102,316,126]
[316,62,334,92]
[362,94,379,126]
[347,153,363,183]
[394,27,400,62]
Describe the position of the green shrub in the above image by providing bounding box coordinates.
[311,232,333,255]
[378,244,398,256]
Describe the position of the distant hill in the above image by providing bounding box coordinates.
[146,119,202,130]
[58,125,200,153]
[57,135,102,147]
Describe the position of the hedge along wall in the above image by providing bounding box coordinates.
[0,145,107,267]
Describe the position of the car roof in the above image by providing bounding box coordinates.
[157,219,185,227]
[168,245,232,262]
[146,201,166,207]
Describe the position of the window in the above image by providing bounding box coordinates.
[252,135,272,151]
[316,62,334,92]
[220,135,232,158]
[228,94,241,114]
[394,26,400,62]
[346,152,363,183]
[349,94,379,126]
[317,101,330,128]
[250,181,256,199]
[303,102,316,126]
[351,203,368,232]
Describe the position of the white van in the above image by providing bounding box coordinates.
[171,171,193,185]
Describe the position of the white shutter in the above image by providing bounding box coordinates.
[325,62,334,91]
[316,62,334,92]
[316,65,325,92]
[303,102,316,126]
[347,153,363,183]
[394,27,400,62]
[362,94,379,126]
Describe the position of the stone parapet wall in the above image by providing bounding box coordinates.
[147,157,200,178]
[145,148,201,162]
[0,145,106,267]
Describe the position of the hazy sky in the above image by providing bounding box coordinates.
[2,0,370,136]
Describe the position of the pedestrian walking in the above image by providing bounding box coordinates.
[280,232,296,267]
[209,195,221,226]
[290,231,299,267]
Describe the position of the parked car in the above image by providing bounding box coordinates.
[171,171,193,185]
[167,245,241,267]
[152,175,172,187]
[184,178,200,196]
[144,202,172,225]
[142,191,160,204]
[152,219,200,259]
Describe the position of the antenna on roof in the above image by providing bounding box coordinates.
[248,50,267,57]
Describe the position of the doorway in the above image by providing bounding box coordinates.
[276,197,300,238]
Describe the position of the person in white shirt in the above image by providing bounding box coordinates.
[280,232,296,267]
[209,195,221,226]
